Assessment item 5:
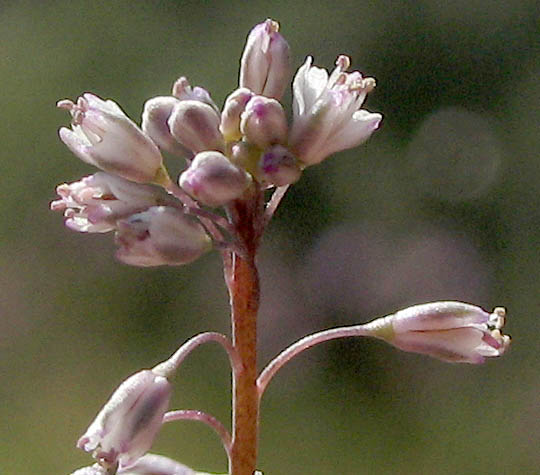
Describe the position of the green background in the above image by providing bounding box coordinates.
[0,1,538,473]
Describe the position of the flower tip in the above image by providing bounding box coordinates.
[57,99,74,110]
[264,18,280,33]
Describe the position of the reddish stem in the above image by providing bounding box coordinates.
[227,194,262,475]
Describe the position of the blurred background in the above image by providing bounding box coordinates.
[1,1,538,473]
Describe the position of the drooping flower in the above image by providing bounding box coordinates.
[289,55,382,166]
[363,301,510,363]
[58,94,168,184]
[115,206,212,267]
[239,19,291,100]
[50,172,173,233]
[77,370,172,470]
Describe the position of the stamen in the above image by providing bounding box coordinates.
[265,18,280,34]
[335,55,351,71]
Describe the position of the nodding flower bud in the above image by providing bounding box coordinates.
[289,56,382,166]
[363,301,511,364]
[172,76,218,112]
[115,206,212,267]
[258,145,302,187]
[240,96,288,149]
[57,93,167,184]
[239,19,291,100]
[141,96,193,158]
[76,370,172,470]
[179,151,252,207]
[51,172,174,233]
[220,88,255,142]
[168,100,224,154]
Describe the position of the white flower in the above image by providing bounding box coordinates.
[77,370,171,469]
[289,55,382,166]
[363,301,510,364]
[58,93,166,184]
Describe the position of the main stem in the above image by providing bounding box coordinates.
[228,196,261,475]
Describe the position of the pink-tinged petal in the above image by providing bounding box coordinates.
[115,207,212,267]
[290,55,380,166]
[58,94,166,184]
[363,301,510,364]
[179,151,252,207]
[239,19,291,100]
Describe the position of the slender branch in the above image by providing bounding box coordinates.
[257,325,372,398]
[262,185,290,229]
[152,332,241,379]
[164,409,232,457]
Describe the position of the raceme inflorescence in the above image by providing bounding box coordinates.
[52,19,510,475]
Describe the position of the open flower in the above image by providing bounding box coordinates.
[77,370,172,470]
[363,301,510,364]
[289,55,382,166]
[50,172,173,233]
[58,93,167,184]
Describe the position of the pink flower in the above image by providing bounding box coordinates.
[50,172,173,233]
[115,206,212,267]
[179,151,252,207]
[77,370,171,469]
[58,94,166,184]
[289,55,382,166]
[363,301,510,363]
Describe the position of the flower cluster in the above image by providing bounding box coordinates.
[53,19,381,266]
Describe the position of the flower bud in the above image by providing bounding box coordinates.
[115,206,212,267]
[240,96,288,149]
[77,370,171,469]
[168,100,224,154]
[172,76,218,112]
[289,56,382,166]
[239,19,291,100]
[179,151,252,207]
[58,93,167,184]
[141,96,193,158]
[51,172,173,233]
[220,88,254,142]
[258,145,302,187]
[363,301,511,364]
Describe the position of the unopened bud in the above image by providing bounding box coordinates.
[240,96,288,149]
[258,145,302,187]
[168,100,224,154]
[239,19,291,100]
[179,151,252,207]
[115,206,211,267]
[58,93,167,184]
[141,96,192,158]
[220,88,254,142]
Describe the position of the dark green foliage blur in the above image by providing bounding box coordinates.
[0,1,538,473]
